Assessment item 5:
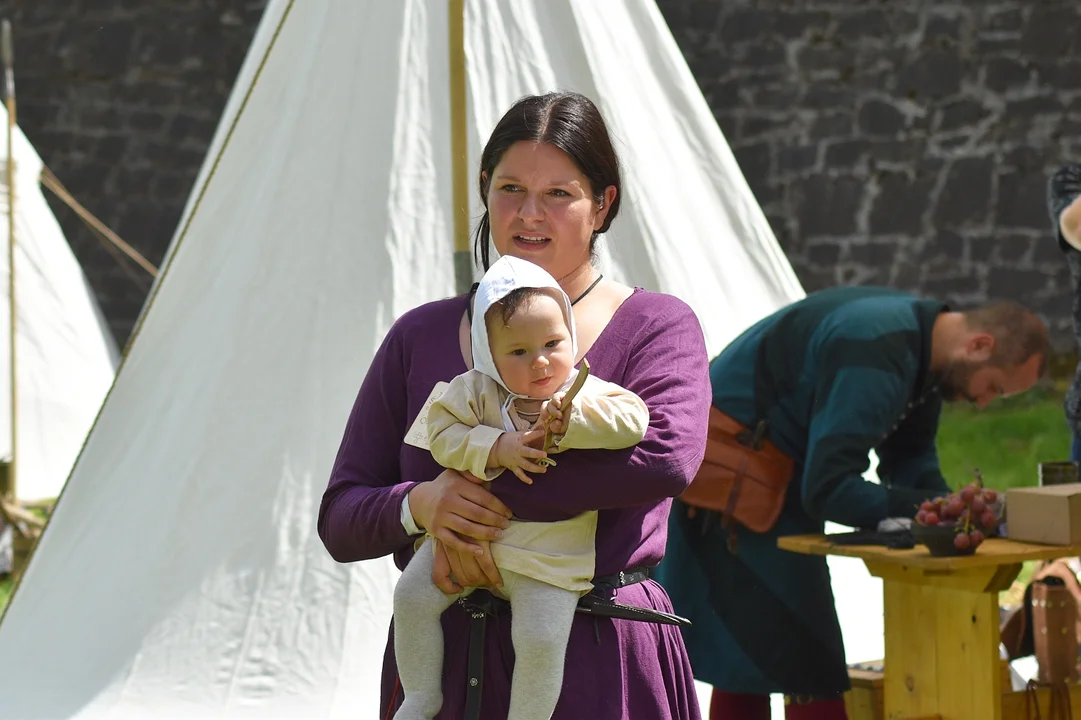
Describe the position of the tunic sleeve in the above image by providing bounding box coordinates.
[427,373,505,481]
[553,376,649,452]
[800,333,942,528]
[875,394,950,496]
[317,324,419,563]
[494,297,711,519]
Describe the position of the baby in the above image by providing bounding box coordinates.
[393,255,650,720]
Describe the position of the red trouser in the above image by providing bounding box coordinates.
[709,689,848,720]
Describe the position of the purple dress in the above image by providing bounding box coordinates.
[318,288,710,719]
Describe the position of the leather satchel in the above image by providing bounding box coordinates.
[1033,578,1080,685]
[679,406,794,534]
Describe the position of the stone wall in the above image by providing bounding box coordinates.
[657,0,1081,347]
[0,0,265,343]
[6,0,1081,349]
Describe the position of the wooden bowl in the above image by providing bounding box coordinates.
[910,522,975,557]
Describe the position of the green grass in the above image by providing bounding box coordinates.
[936,381,1071,492]
[0,578,8,610]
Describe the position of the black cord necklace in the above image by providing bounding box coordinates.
[571,274,603,306]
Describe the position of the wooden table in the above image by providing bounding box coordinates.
[778,534,1081,720]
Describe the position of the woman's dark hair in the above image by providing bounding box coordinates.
[472,92,623,271]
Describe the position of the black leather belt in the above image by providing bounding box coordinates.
[458,566,690,720]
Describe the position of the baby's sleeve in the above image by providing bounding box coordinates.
[427,374,505,481]
[552,376,649,452]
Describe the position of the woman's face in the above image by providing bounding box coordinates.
[485,141,615,284]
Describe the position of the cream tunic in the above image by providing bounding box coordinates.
[427,368,648,593]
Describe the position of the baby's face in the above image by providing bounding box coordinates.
[487,293,574,398]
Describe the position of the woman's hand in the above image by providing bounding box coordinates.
[431,537,503,593]
[408,468,512,555]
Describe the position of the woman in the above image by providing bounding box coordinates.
[318,91,710,719]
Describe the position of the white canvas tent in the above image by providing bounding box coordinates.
[0,103,118,504]
[0,1,881,718]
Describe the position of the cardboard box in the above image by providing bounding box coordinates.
[1006,483,1081,545]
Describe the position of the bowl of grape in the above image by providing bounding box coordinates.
[911,478,1001,557]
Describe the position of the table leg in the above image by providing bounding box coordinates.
[863,562,1021,720]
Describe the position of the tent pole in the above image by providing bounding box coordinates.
[2,20,15,502]
[448,0,471,295]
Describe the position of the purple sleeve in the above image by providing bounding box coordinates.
[318,325,419,563]
[494,298,711,519]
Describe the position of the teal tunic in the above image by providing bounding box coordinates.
[654,286,951,696]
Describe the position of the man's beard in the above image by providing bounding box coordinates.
[938,360,980,403]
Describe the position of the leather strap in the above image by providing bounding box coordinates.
[590,565,652,592]
[459,565,660,719]
[459,590,504,720]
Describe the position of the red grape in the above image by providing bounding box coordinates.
[920,501,935,513]
[970,529,985,547]
[947,498,964,518]
[954,533,972,550]
[983,489,998,502]
[980,509,996,528]
[971,497,986,514]
[960,487,975,503]
[924,512,940,526]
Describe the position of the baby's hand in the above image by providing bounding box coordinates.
[488,428,548,484]
[540,392,569,435]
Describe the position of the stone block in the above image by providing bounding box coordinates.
[967,233,995,264]
[996,171,1051,229]
[750,84,803,111]
[824,140,867,170]
[797,46,848,74]
[1020,7,1078,60]
[986,266,1050,297]
[776,143,819,176]
[981,8,1024,35]
[1006,94,1064,118]
[809,113,854,141]
[836,263,886,286]
[870,171,934,235]
[740,41,786,68]
[806,241,841,268]
[719,8,774,46]
[922,230,966,266]
[897,49,963,99]
[936,99,992,133]
[858,100,906,137]
[921,275,983,299]
[835,9,891,40]
[1033,234,1068,266]
[802,86,857,111]
[925,14,962,44]
[774,11,832,40]
[984,57,1032,94]
[794,174,865,237]
[1033,60,1081,91]
[741,114,794,141]
[992,235,1035,266]
[848,240,900,268]
[933,157,994,227]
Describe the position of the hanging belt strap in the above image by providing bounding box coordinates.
[460,591,500,720]
[460,565,679,720]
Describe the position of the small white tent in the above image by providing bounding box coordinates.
[0,1,880,718]
[0,103,118,504]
